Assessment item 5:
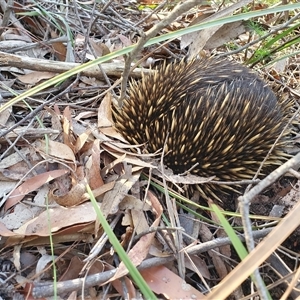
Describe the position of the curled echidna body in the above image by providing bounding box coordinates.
[113,58,291,198]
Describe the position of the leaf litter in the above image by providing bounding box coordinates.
[0,1,299,299]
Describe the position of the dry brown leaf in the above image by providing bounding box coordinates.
[50,29,67,61]
[16,71,57,84]
[140,265,207,299]
[105,264,136,299]
[199,223,229,279]
[131,209,150,235]
[89,39,111,58]
[62,107,76,151]
[119,195,152,211]
[185,255,211,280]
[50,179,86,207]
[60,256,104,281]
[0,221,19,237]
[5,169,69,211]
[74,128,92,154]
[106,191,163,282]
[0,107,11,126]
[85,140,104,190]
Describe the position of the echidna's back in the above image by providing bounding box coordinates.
[113,57,290,197]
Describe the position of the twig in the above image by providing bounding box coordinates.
[0,51,152,79]
[238,151,300,299]
[118,0,205,106]
[32,228,272,298]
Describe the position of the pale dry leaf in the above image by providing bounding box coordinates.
[1,185,48,230]
[185,0,252,57]
[204,21,246,49]
[102,143,156,169]
[35,139,76,163]
[271,58,289,73]
[131,209,150,235]
[0,148,31,169]
[100,172,141,218]
[75,111,97,120]
[14,202,100,236]
[36,253,57,280]
[74,128,92,153]
[98,93,114,128]
[0,221,19,237]
[16,71,57,84]
[82,181,115,200]
[12,244,22,271]
[0,107,11,125]
[99,126,127,141]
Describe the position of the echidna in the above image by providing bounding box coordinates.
[113,57,291,198]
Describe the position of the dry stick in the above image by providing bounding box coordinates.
[133,0,169,28]
[207,152,300,300]
[220,11,300,57]
[238,270,300,300]
[0,79,78,139]
[31,228,272,298]
[118,0,205,106]
[0,51,151,79]
[0,0,13,36]
[5,36,69,54]
[98,0,114,13]
[0,0,29,38]
[239,106,300,299]
[280,264,300,300]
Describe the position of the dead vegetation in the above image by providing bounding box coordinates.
[0,0,300,299]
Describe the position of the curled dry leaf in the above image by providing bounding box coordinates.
[50,178,87,207]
